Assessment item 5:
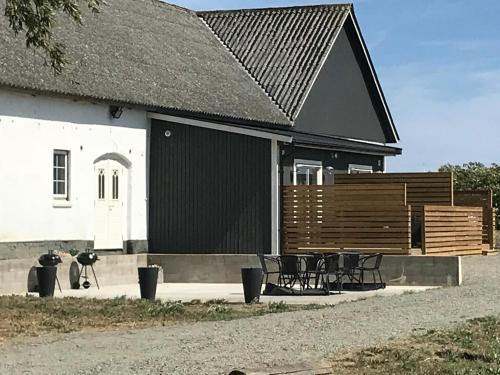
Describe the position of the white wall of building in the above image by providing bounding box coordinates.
[0,89,149,244]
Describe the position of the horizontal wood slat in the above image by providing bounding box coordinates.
[454,190,496,249]
[282,184,411,255]
[335,172,453,208]
[422,206,483,256]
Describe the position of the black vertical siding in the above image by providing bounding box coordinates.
[149,119,271,254]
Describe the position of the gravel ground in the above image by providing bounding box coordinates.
[1,255,499,375]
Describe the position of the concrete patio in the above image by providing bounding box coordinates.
[25,283,438,305]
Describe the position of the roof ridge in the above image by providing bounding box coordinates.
[149,0,194,14]
[197,3,353,16]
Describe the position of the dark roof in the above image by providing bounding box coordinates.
[198,4,352,121]
[241,126,401,156]
[0,0,290,126]
[288,131,401,155]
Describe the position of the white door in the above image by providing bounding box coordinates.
[94,160,126,249]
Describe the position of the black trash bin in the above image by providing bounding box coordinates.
[36,266,57,298]
[138,267,159,300]
[241,268,263,304]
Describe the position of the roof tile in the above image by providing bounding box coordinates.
[199,4,352,120]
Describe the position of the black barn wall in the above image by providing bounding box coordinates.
[149,119,271,254]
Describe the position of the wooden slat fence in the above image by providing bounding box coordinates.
[422,206,483,256]
[335,172,454,208]
[454,190,496,249]
[335,172,454,248]
[282,184,412,255]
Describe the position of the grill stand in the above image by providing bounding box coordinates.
[77,264,100,290]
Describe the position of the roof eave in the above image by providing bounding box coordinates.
[348,9,400,142]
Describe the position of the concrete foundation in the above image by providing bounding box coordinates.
[0,253,461,295]
[148,254,462,287]
[0,254,149,295]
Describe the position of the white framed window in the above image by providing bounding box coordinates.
[53,150,70,200]
[293,159,323,185]
[348,164,373,174]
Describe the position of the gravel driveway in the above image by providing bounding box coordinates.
[1,255,499,375]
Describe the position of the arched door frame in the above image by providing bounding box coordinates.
[93,153,132,250]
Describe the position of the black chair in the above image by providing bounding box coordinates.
[355,253,384,290]
[257,254,281,287]
[340,252,361,284]
[279,255,304,292]
[319,253,343,294]
[303,253,324,289]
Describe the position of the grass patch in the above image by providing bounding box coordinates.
[330,316,500,374]
[0,295,327,342]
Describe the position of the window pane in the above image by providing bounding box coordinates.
[54,154,65,168]
[54,181,65,195]
[112,171,119,200]
[56,167,65,180]
[309,170,318,185]
[98,170,105,199]
[296,170,308,185]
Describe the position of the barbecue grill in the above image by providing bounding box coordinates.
[76,249,100,289]
[38,250,63,292]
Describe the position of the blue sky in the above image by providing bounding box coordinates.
[170,0,500,172]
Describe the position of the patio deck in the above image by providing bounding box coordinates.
[25,283,437,305]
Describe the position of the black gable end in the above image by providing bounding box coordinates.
[345,14,399,143]
[294,14,397,144]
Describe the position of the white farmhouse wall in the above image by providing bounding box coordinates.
[0,90,149,245]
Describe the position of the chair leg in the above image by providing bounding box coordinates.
[378,270,384,288]
[324,274,330,295]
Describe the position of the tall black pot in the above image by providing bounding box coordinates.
[36,266,57,298]
[138,267,159,300]
[241,268,263,304]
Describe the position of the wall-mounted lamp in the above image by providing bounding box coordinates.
[164,130,172,138]
[110,106,123,119]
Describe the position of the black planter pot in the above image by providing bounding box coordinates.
[36,266,57,298]
[241,268,263,304]
[138,267,159,300]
